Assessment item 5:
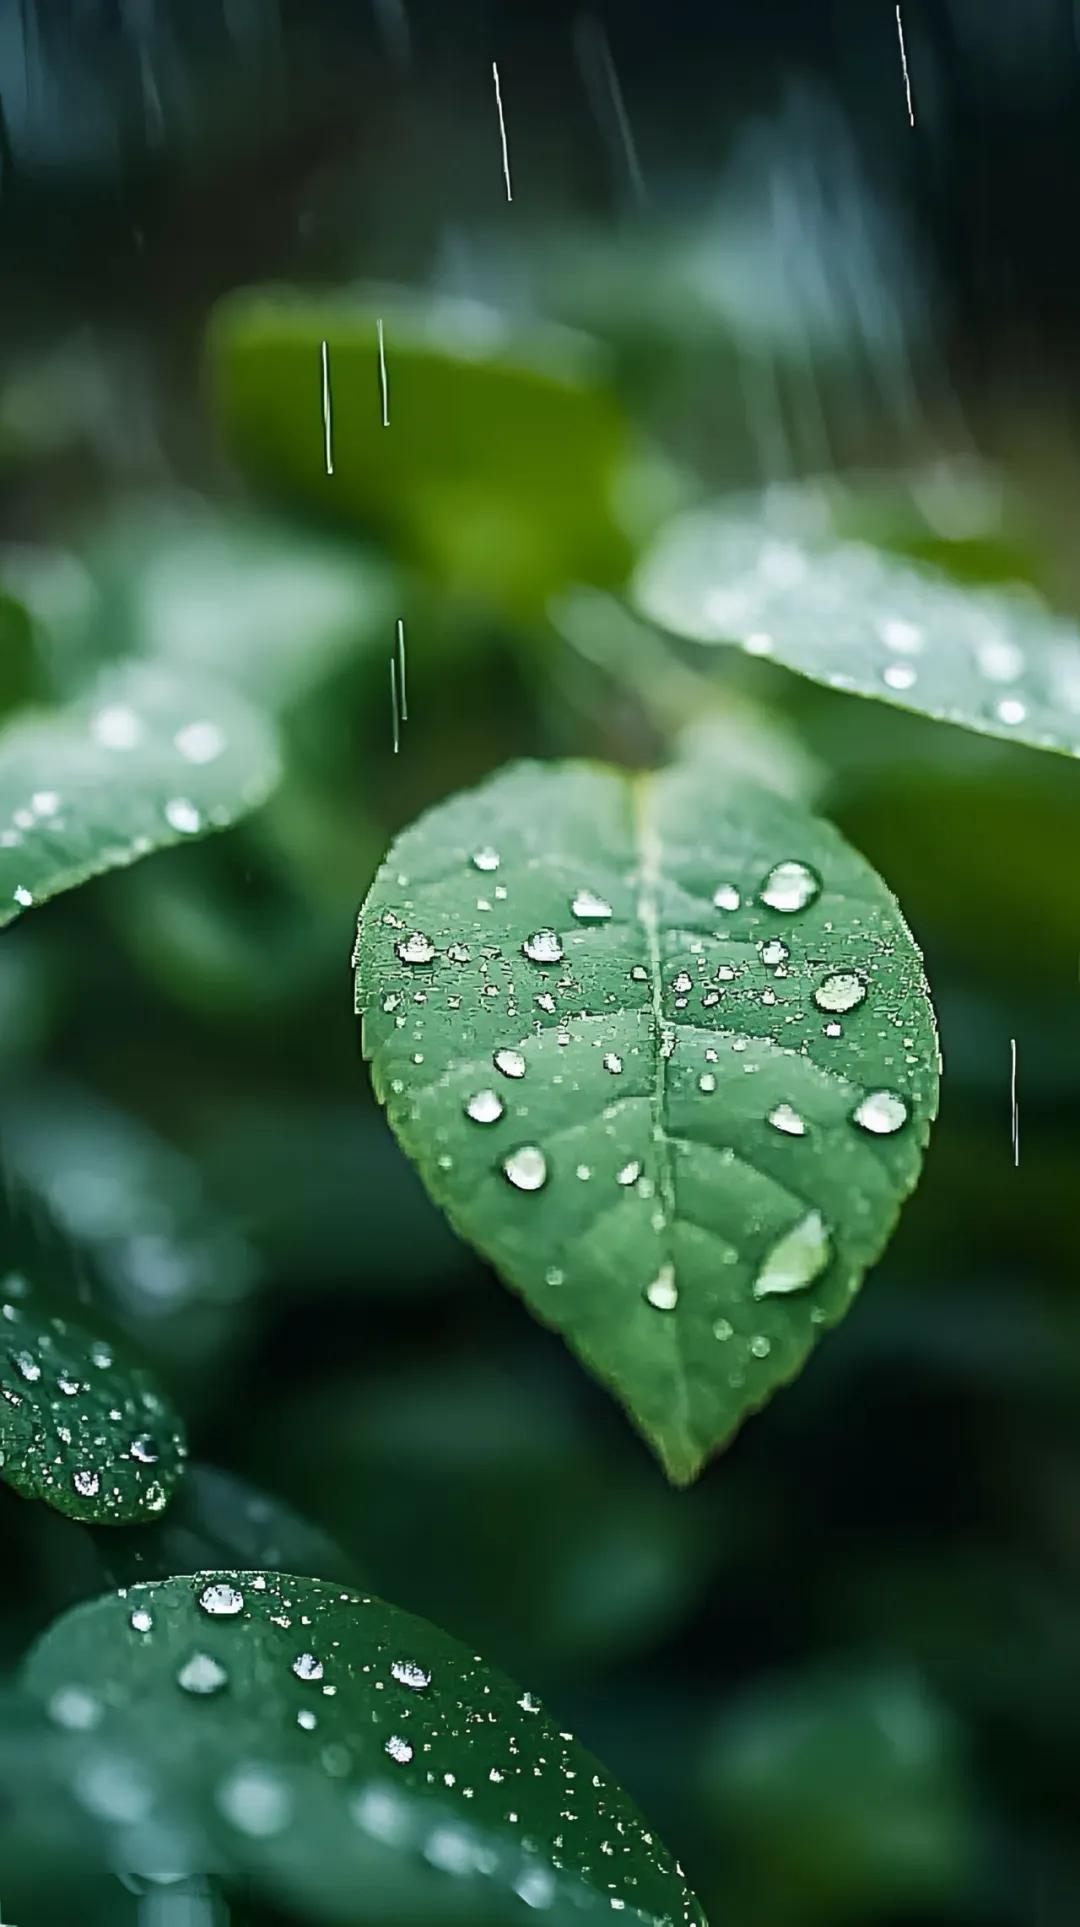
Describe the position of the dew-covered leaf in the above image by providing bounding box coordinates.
[355,757,938,1482]
[209,284,637,614]
[0,1274,187,1524]
[633,484,1080,758]
[24,1571,705,1926]
[0,657,279,927]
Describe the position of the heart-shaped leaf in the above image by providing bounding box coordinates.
[209,284,636,614]
[24,1571,705,1926]
[632,485,1080,759]
[0,656,279,927]
[355,757,938,1482]
[0,1274,186,1523]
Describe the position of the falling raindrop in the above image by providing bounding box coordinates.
[502,1146,548,1192]
[813,972,866,1014]
[753,1211,831,1297]
[759,861,820,913]
[570,889,613,920]
[465,1089,504,1124]
[522,930,564,964]
[853,1090,909,1135]
[493,1048,526,1079]
[396,931,436,965]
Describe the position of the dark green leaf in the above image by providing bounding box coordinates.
[209,285,637,614]
[0,1275,186,1524]
[24,1571,706,1926]
[96,1464,355,1591]
[633,484,1080,759]
[354,756,939,1482]
[0,657,279,928]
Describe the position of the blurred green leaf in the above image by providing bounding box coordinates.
[356,755,939,1482]
[0,1272,186,1525]
[96,1465,355,1592]
[0,657,279,928]
[634,481,1080,759]
[701,1664,975,1924]
[25,1572,706,1926]
[209,285,640,616]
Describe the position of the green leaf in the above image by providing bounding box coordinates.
[95,1464,355,1592]
[354,757,938,1482]
[209,284,637,615]
[0,1274,187,1524]
[632,484,1080,759]
[0,656,279,927]
[24,1571,706,1926]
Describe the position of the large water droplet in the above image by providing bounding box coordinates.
[570,889,613,920]
[813,972,866,1014]
[291,1652,324,1682]
[493,1048,526,1079]
[396,932,436,965]
[178,1653,229,1696]
[465,1089,504,1124]
[645,1264,678,1311]
[753,1211,831,1298]
[759,861,820,913]
[768,1103,806,1136]
[199,1583,245,1618]
[502,1146,548,1192]
[471,847,500,872]
[522,930,564,965]
[853,1090,909,1135]
[129,1608,154,1634]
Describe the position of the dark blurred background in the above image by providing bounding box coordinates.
[2,3,1080,1924]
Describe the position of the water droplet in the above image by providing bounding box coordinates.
[129,1434,158,1464]
[493,1048,526,1079]
[616,1160,641,1186]
[750,1334,772,1358]
[217,1765,292,1837]
[502,1146,547,1192]
[130,1608,154,1634]
[975,636,1023,683]
[199,1583,245,1618]
[759,861,820,914]
[630,964,648,982]
[753,1211,831,1298]
[164,797,202,835]
[465,1089,504,1124]
[292,1652,324,1682]
[390,1660,431,1691]
[178,1653,228,1695]
[49,1686,101,1730]
[174,720,225,764]
[92,705,142,749]
[672,971,693,994]
[883,662,918,691]
[645,1264,678,1311]
[571,889,613,920]
[713,1318,734,1341]
[12,1350,40,1382]
[602,1052,623,1074]
[522,930,564,964]
[712,884,741,911]
[824,1021,842,1038]
[72,1469,100,1498]
[518,1691,541,1714]
[699,1073,717,1094]
[996,697,1027,726]
[879,617,923,654]
[385,1734,414,1764]
[813,972,866,1014]
[471,847,500,871]
[298,1709,317,1730]
[760,939,789,966]
[853,1090,909,1135]
[768,1103,806,1136]
[12,885,33,908]
[396,931,436,965]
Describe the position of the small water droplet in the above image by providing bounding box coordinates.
[292,1652,324,1682]
[72,1469,100,1498]
[217,1764,292,1837]
[879,617,923,654]
[12,1350,40,1383]
[699,1073,717,1093]
[164,797,202,835]
[199,1583,245,1617]
[385,1734,414,1764]
[712,884,741,911]
[571,889,613,920]
[493,1048,526,1079]
[49,1686,101,1730]
[645,1264,678,1311]
[522,930,564,964]
[813,972,866,1014]
[602,1052,623,1074]
[749,1334,772,1358]
[130,1608,154,1634]
[760,939,789,966]
[853,1090,909,1135]
[759,861,820,913]
[178,1653,229,1696]
[502,1146,547,1192]
[129,1434,158,1463]
[768,1103,806,1136]
[391,1660,432,1691]
[753,1211,831,1298]
[713,1317,734,1341]
[996,696,1027,726]
[465,1089,504,1124]
[396,931,436,965]
[12,885,33,908]
[616,1160,641,1186]
[630,964,648,982]
[471,847,500,871]
[175,720,225,764]
[883,663,918,691]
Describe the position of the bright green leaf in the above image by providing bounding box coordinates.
[209,284,637,615]
[633,484,1080,758]
[0,656,279,927]
[24,1571,706,1926]
[0,1274,186,1524]
[354,757,939,1483]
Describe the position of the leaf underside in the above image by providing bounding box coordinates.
[25,1571,705,1926]
[355,758,939,1483]
[632,488,1080,759]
